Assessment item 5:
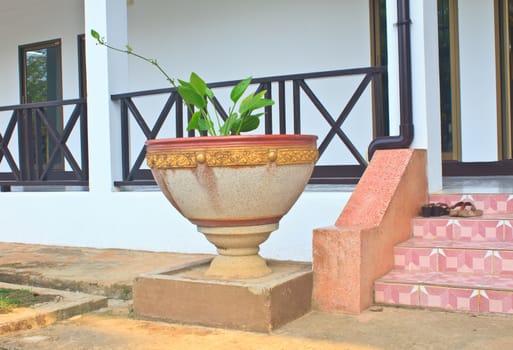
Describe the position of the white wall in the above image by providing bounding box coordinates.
[458,0,498,161]
[126,0,371,87]
[411,0,442,192]
[0,190,348,261]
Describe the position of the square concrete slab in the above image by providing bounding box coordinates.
[0,282,107,334]
[133,258,312,332]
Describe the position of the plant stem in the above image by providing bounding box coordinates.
[207,96,224,135]
[99,41,178,90]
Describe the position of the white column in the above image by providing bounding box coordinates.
[83,0,128,193]
[386,0,442,192]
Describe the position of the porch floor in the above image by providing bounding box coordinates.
[442,175,513,193]
[0,242,512,349]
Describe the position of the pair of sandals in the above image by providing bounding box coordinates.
[448,201,483,217]
[421,202,450,217]
[421,201,483,218]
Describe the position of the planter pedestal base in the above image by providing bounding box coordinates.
[133,258,312,332]
[199,223,277,279]
[206,254,271,279]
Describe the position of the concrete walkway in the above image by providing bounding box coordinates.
[0,242,512,349]
[0,242,209,299]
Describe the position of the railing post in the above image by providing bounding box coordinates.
[278,81,286,134]
[293,80,301,135]
[80,101,89,181]
[34,108,45,180]
[120,98,130,182]
[17,109,31,181]
[264,82,273,135]
[176,94,183,138]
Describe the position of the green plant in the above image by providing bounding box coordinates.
[91,30,274,136]
[0,288,55,313]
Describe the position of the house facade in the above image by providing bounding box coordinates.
[0,0,508,261]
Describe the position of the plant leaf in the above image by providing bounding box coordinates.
[205,87,214,99]
[91,29,100,40]
[230,76,252,103]
[186,111,202,131]
[187,111,211,133]
[198,118,210,131]
[238,116,260,133]
[238,92,256,115]
[248,112,264,119]
[248,98,275,110]
[219,113,238,136]
[177,85,206,109]
[239,90,274,115]
[190,72,207,96]
[177,79,190,87]
[230,115,261,134]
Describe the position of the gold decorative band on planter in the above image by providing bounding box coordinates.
[146,146,318,169]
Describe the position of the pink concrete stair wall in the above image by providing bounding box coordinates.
[375,194,513,314]
[313,149,428,314]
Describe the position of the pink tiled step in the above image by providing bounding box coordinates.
[375,271,513,313]
[412,216,513,241]
[374,193,513,314]
[428,193,513,214]
[394,238,513,275]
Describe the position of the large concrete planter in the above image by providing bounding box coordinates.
[146,134,318,279]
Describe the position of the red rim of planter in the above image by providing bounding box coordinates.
[145,134,318,151]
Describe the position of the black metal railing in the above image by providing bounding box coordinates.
[0,99,88,190]
[111,67,387,186]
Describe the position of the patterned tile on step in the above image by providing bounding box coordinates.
[493,251,513,276]
[452,219,504,241]
[479,290,513,314]
[504,221,513,241]
[438,248,492,274]
[412,218,454,240]
[380,271,513,290]
[374,282,419,306]
[394,247,437,271]
[419,286,479,311]
[429,194,513,214]
[377,270,433,284]
[426,273,490,287]
[398,238,513,251]
[485,275,513,289]
[484,213,513,220]
[470,194,513,213]
[426,273,513,290]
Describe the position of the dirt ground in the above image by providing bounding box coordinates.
[0,243,512,349]
[1,303,513,350]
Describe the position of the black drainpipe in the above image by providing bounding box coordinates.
[368,0,414,159]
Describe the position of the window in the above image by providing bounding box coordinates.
[370,0,389,137]
[19,39,64,173]
[438,0,461,160]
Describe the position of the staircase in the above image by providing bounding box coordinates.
[375,193,513,314]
